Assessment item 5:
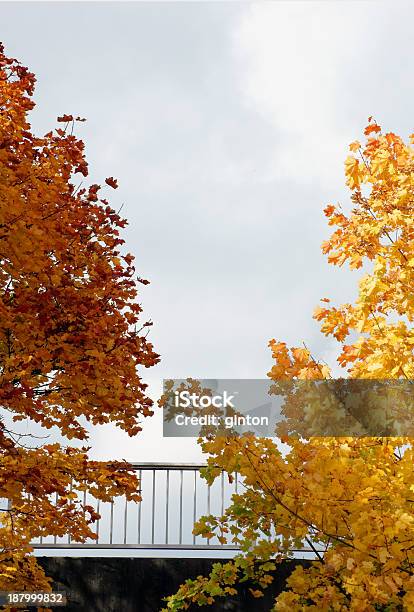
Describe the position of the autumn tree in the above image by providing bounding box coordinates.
[0,43,159,590]
[164,120,414,611]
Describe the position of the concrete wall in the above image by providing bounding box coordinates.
[38,557,310,612]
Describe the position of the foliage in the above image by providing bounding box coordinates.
[163,119,414,611]
[0,43,159,591]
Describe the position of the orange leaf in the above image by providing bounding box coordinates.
[105,176,118,189]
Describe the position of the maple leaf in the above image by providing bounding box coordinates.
[105,176,118,189]
[57,114,73,122]
[349,140,361,152]
[323,204,336,217]
[344,155,362,189]
[364,122,381,136]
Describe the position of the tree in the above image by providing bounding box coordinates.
[164,119,414,611]
[0,43,159,591]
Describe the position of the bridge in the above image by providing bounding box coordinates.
[32,462,317,558]
[32,463,318,610]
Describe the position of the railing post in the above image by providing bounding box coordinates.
[137,469,142,545]
[109,500,114,545]
[151,469,155,545]
[165,470,169,545]
[193,469,197,546]
[179,469,183,545]
[123,496,128,545]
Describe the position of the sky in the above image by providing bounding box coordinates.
[2,1,414,463]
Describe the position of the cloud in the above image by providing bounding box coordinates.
[231,2,404,185]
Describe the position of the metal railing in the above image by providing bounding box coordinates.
[32,463,240,550]
[32,463,322,557]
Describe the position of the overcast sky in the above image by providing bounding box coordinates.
[2,1,413,462]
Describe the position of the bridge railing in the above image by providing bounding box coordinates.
[32,463,240,550]
[32,462,321,556]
